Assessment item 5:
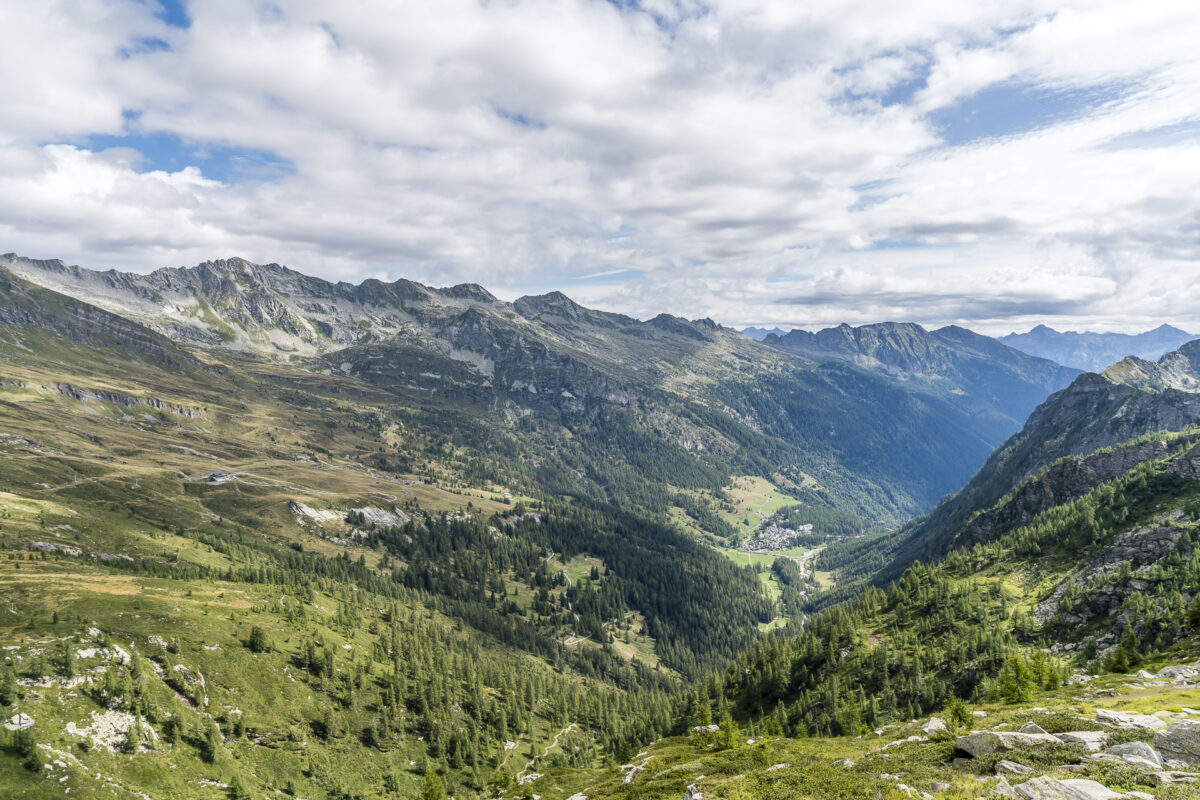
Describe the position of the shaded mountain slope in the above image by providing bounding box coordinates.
[762,322,1079,440]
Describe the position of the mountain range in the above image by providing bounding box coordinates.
[0,254,1077,524]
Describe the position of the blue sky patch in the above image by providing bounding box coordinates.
[1101,120,1200,151]
[79,129,293,183]
[151,0,190,29]
[119,36,172,58]
[495,108,547,130]
[879,69,929,108]
[929,80,1130,146]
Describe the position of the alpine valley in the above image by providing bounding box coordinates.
[3,254,1200,800]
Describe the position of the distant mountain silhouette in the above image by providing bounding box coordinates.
[1000,323,1197,372]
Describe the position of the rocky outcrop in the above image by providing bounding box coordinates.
[47,383,203,418]
[1034,522,1196,635]
[1056,731,1107,752]
[956,437,1196,552]
[921,716,947,735]
[25,541,83,557]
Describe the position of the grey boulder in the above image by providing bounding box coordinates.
[1104,740,1161,766]
[1055,731,1108,752]
[996,760,1034,776]
[1154,719,1200,765]
[1095,709,1166,731]
[957,732,1061,757]
[1011,776,1124,799]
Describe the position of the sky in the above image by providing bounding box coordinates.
[2,1,1200,335]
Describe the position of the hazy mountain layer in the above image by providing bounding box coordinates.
[1001,323,1197,372]
[741,326,787,340]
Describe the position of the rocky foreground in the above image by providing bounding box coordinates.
[526,658,1200,800]
[861,660,1200,799]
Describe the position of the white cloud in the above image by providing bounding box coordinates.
[1,0,1199,331]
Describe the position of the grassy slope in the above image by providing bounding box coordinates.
[0,558,606,799]
[0,327,670,797]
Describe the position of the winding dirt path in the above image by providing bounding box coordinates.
[518,722,578,778]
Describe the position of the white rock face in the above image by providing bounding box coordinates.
[1012,776,1123,799]
[290,502,344,523]
[4,713,34,730]
[1056,730,1108,752]
[64,710,155,753]
[351,506,410,527]
[1095,709,1167,731]
[1158,664,1200,681]
[995,760,1033,776]
[1105,740,1161,766]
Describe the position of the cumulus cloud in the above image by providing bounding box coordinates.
[1,0,1199,332]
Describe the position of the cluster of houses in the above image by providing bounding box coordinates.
[743,521,813,552]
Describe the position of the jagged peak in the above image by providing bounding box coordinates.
[168,257,309,281]
[1100,339,1200,393]
[2,253,66,269]
[1176,339,1200,356]
[438,283,497,303]
[1151,322,1193,336]
[647,313,712,341]
[513,290,586,319]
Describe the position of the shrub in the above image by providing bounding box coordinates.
[247,625,269,653]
